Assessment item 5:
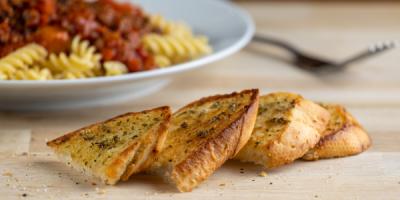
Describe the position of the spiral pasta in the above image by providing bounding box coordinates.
[0,44,47,75]
[104,61,128,76]
[55,70,97,80]
[0,71,7,80]
[71,36,102,64]
[41,36,102,79]
[0,40,105,80]
[42,53,94,73]
[8,67,53,80]
[144,15,212,67]
[0,12,212,80]
[150,15,192,37]
[154,55,172,68]
[143,33,212,65]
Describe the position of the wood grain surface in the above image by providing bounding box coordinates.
[1,2,399,200]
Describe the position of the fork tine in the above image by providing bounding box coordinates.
[368,40,398,53]
[336,40,398,68]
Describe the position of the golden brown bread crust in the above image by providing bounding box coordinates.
[106,141,141,184]
[235,92,330,169]
[46,106,170,148]
[171,91,259,191]
[302,104,371,161]
[47,106,171,185]
[150,89,259,192]
[120,110,171,180]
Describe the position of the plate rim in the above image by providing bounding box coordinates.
[0,0,255,87]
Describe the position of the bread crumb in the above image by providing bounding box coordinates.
[95,187,106,195]
[259,171,268,177]
[2,172,13,177]
[219,183,225,187]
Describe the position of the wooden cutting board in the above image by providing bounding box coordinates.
[1,1,400,200]
[1,124,399,200]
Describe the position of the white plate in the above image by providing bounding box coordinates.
[0,0,254,110]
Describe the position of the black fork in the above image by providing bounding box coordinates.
[252,34,398,73]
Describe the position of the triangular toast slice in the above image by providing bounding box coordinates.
[235,92,330,168]
[47,106,171,185]
[148,89,259,192]
[302,104,371,160]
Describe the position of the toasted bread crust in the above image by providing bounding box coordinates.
[235,92,330,168]
[47,106,171,185]
[106,141,141,184]
[150,89,259,192]
[46,106,170,148]
[121,110,171,180]
[302,104,371,161]
[171,90,259,191]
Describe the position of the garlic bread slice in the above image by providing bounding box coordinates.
[149,89,259,192]
[235,92,330,168]
[302,104,371,161]
[47,106,171,185]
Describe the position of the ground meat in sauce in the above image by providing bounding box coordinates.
[0,0,156,72]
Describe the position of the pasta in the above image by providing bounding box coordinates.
[0,71,7,80]
[56,70,97,80]
[8,67,53,81]
[150,15,193,37]
[42,36,101,73]
[0,44,47,75]
[104,61,129,76]
[142,33,212,65]
[0,0,213,81]
[39,36,103,79]
[71,36,102,64]
[43,53,95,73]
[0,37,128,80]
[144,15,212,67]
[154,55,172,68]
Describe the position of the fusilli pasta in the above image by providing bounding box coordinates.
[0,44,47,75]
[8,67,53,80]
[41,36,102,79]
[143,33,212,65]
[150,15,192,37]
[154,55,171,68]
[0,71,7,80]
[144,15,212,67]
[0,13,212,80]
[56,70,97,80]
[104,61,128,76]
[71,36,102,64]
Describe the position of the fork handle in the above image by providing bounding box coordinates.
[252,34,302,56]
[337,50,376,67]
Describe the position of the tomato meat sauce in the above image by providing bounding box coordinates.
[0,0,156,72]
